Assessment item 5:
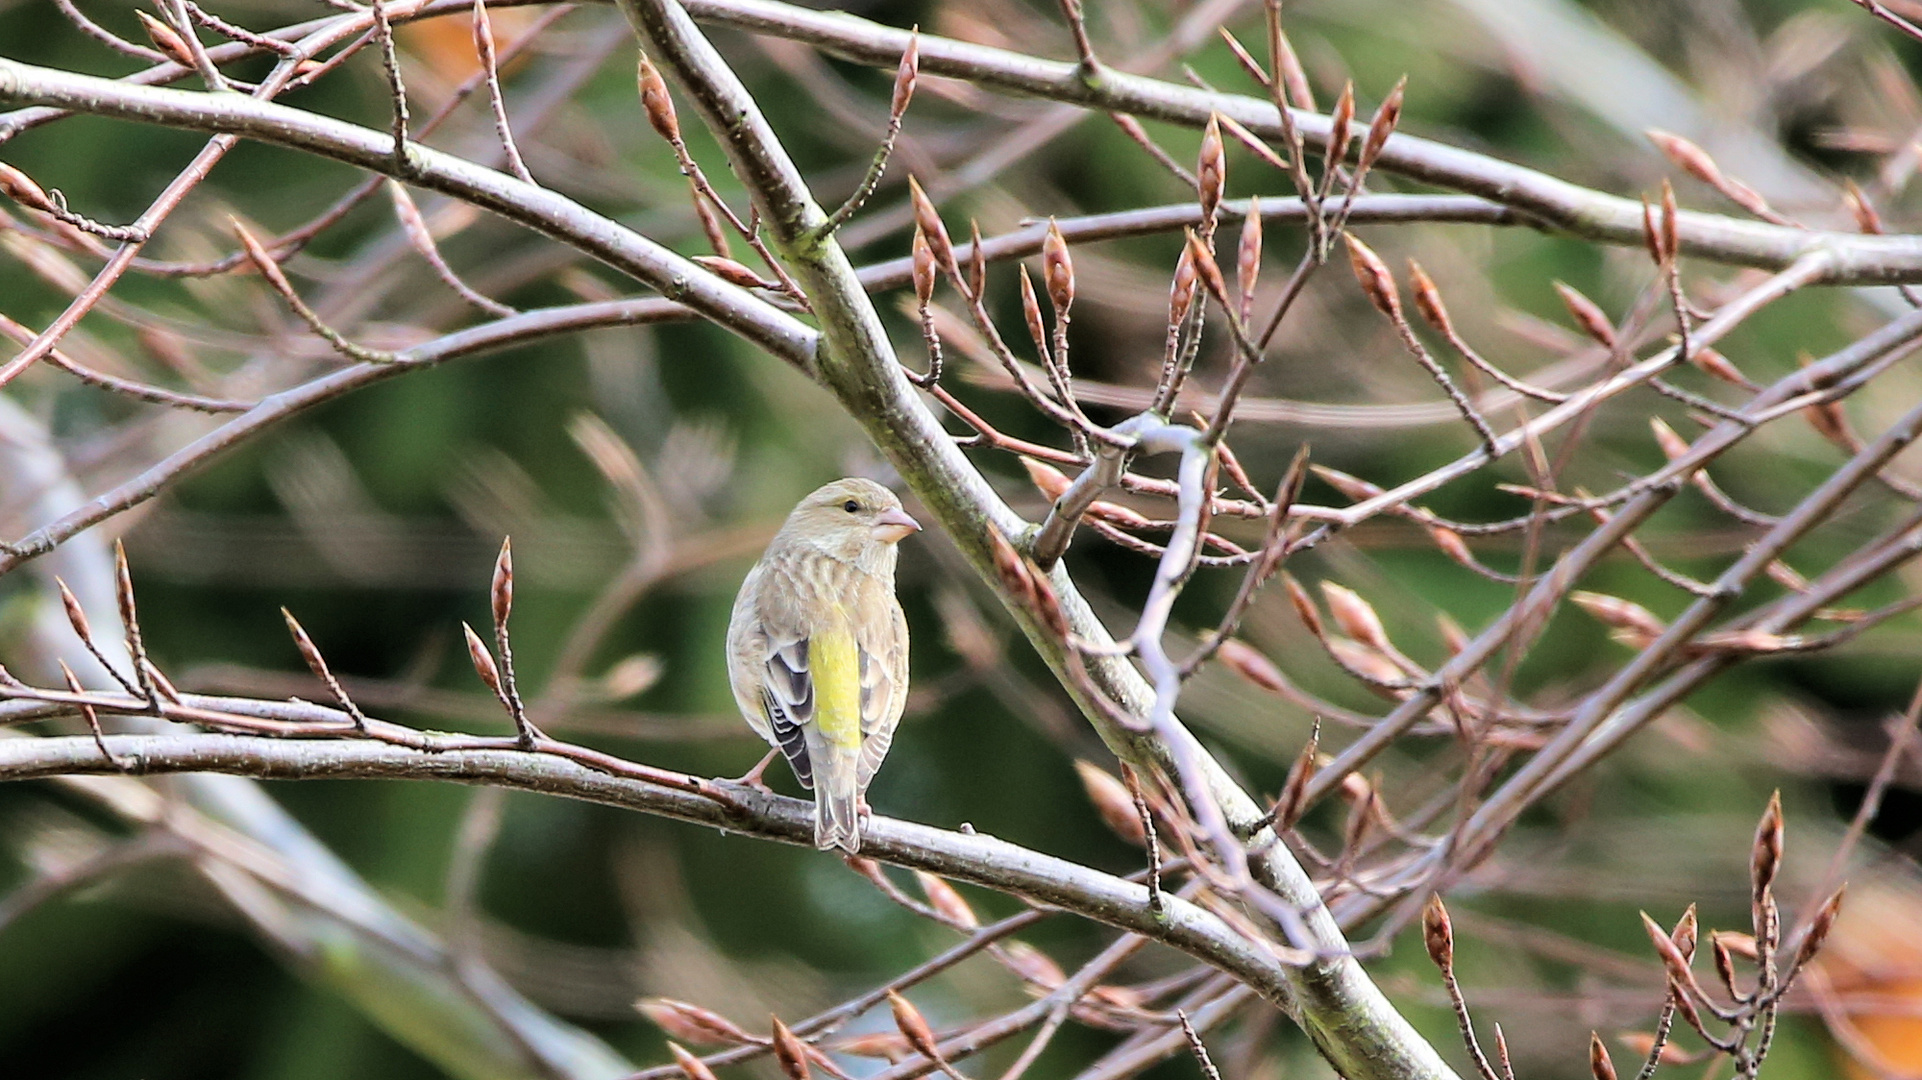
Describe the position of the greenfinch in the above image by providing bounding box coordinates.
[726,478,919,852]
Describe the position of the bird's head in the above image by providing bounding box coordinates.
[782,478,921,567]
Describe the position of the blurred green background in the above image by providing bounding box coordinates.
[3,0,1922,1077]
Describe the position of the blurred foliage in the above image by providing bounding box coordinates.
[3,0,1922,1078]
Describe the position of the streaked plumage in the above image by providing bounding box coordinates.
[726,478,917,852]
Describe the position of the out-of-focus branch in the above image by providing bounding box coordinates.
[682,0,1922,282]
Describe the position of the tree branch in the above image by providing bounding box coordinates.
[612,2,1458,1077]
[0,730,1304,1010]
[682,0,1922,283]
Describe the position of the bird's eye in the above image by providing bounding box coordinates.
[842,499,860,513]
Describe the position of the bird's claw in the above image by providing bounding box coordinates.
[731,747,781,792]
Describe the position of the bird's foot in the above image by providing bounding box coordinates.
[731,748,781,792]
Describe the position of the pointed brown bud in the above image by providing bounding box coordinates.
[667,1044,720,1080]
[1359,77,1406,171]
[1313,465,1386,503]
[232,219,278,279]
[471,0,498,67]
[913,870,979,928]
[1422,893,1454,972]
[692,195,730,258]
[1641,911,1700,996]
[1648,129,1722,189]
[1429,526,1473,568]
[1554,281,1617,349]
[986,526,1035,606]
[1327,82,1355,172]
[769,1017,811,1080]
[1274,731,1318,828]
[999,941,1066,990]
[1688,346,1751,388]
[1791,884,1845,972]
[907,177,957,281]
[1717,929,1760,959]
[1343,233,1401,320]
[0,162,57,215]
[1843,180,1883,234]
[1089,499,1151,530]
[1042,219,1074,315]
[1672,903,1698,963]
[462,622,503,698]
[1219,115,1291,173]
[1649,417,1690,461]
[1018,266,1050,360]
[1184,230,1230,312]
[1766,559,1809,592]
[637,999,758,1046]
[1282,572,1324,638]
[1027,561,1070,639]
[1648,130,1774,220]
[136,11,197,68]
[1570,592,1666,642]
[112,540,138,642]
[1406,258,1454,337]
[281,607,329,679]
[1660,179,1680,262]
[964,219,986,299]
[908,227,937,309]
[1237,197,1262,322]
[1022,457,1072,500]
[1197,113,1226,223]
[1216,26,1271,87]
[1074,761,1147,845]
[1168,244,1199,326]
[491,537,513,630]
[1708,934,1742,995]
[830,1032,912,1061]
[1321,582,1389,652]
[1640,196,1665,265]
[636,54,681,143]
[692,256,778,291]
[1589,1032,1617,1080]
[1217,638,1287,695]
[1752,790,1784,903]
[891,31,920,119]
[885,990,943,1063]
[1618,1032,1692,1067]
[54,577,94,645]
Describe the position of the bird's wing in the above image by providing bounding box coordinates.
[759,620,817,790]
[855,586,910,788]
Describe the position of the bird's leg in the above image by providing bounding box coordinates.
[732,748,781,791]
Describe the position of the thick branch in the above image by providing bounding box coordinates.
[0,731,1300,1008]
[615,2,1457,1077]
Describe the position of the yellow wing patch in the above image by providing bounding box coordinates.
[808,612,863,751]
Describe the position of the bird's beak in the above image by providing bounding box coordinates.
[871,507,921,543]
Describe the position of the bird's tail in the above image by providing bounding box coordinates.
[810,744,864,853]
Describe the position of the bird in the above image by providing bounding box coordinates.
[726,478,919,852]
